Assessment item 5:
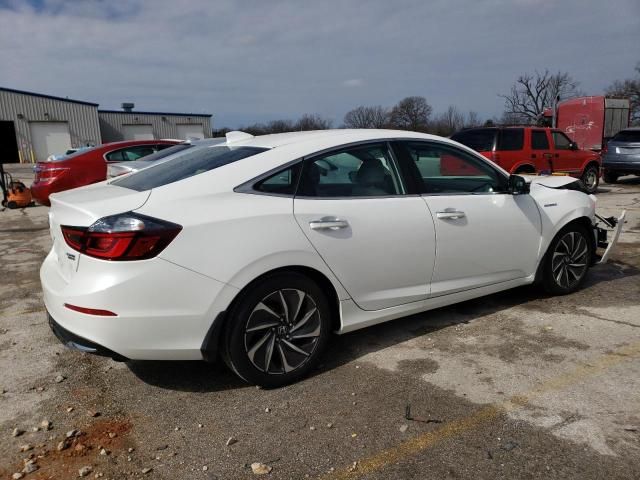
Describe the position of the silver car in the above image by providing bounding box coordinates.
[602,128,640,183]
[107,138,226,178]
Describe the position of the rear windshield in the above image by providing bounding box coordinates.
[113,146,268,191]
[451,129,496,152]
[612,130,640,143]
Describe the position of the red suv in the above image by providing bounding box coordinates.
[451,127,601,193]
[31,140,180,205]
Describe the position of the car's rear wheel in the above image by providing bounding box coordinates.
[580,164,599,193]
[541,225,592,295]
[603,171,619,184]
[223,272,331,388]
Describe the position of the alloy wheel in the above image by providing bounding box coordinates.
[583,168,598,191]
[244,289,321,374]
[551,231,589,289]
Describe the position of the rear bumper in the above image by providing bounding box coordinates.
[40,246,238,360]
[30,181,54,206]
[602,156,640,174]
[48,312,128,361]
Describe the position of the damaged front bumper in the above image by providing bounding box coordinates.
[594,210,626,264]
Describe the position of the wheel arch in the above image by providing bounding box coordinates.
[534,215,595,283]
[513,163,536,174]
[201,265,343,362]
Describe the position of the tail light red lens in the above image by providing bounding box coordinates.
[35,165,69,183]
[61,213,182,261]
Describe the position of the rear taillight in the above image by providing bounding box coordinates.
[61,213,182,261]
[35,166,69,183]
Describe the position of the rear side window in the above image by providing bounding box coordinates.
[612,130,640,142]
[114,146,268,191]
[531,130,550,150]
[254,164,301,196]
[497,129,524,151]
[450,129,496,152]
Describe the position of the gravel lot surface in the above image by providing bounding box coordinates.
[1,165,639,479]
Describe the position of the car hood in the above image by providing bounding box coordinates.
[520,175,581,189]
[49,182,151,227]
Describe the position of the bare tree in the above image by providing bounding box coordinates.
[343,105,390,129]
[295,114,333,131]
[465,111,481,128]
[605,63,640,125]
[266,119,295,133]
[389,96,432,132]
[500,70,582,125]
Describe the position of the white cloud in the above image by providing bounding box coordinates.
[0,0,638,127]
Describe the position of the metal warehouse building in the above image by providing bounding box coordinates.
[98,108,212,143]
[0,87,101,163]
[0,87,213,163]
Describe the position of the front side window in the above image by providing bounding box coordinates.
[398,141,507,194]
[552,131,572,150]
[115,146,268,191]
[531,130,550,150]
[297,143,403,197]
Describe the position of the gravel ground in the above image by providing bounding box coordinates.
[1,166,639,479]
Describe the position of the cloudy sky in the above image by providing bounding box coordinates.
[0,0,638,128]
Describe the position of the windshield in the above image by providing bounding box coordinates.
[113,145,268,191]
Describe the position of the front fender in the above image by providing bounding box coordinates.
[530,184,596,262]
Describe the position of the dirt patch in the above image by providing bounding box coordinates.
[1,418,132,480]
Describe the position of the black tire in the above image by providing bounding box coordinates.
[7,201,18,209]
[580,164,599,194]
[222,272,331,388]
[541,224,593,295]
[603,171,618,184]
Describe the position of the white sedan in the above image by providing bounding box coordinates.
[41,129,623,387]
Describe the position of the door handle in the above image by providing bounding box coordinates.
[309,219,349,230]
[543,153,553,159]
[436,211,466,219]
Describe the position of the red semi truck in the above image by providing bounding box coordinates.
[548,96,630,152]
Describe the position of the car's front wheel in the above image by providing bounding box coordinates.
[580,164,599,193]
[223,272,331,388]
[541,225,593,295]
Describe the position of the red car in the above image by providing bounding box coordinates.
[451,127,602,193]
[31,140,179,206]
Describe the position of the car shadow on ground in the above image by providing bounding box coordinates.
[127,255,640,392]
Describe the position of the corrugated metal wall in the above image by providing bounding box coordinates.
[0,89,101,163]
[98,111,212,142]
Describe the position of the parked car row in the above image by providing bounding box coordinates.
[31,139,181,205]
[42,129,624,387]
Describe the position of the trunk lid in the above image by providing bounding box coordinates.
[48,183,152,283]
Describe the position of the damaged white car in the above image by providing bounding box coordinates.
[41,130,624,387]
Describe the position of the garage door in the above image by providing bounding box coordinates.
[177,124,205,140]
[29,122,72,161]
[122,124,154,140]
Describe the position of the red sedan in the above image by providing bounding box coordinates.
[31,140,180,206]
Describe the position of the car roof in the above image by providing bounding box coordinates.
[224,129,442,150]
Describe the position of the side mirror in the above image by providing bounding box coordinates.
[569,141,579,150]
[508,175,530,195]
